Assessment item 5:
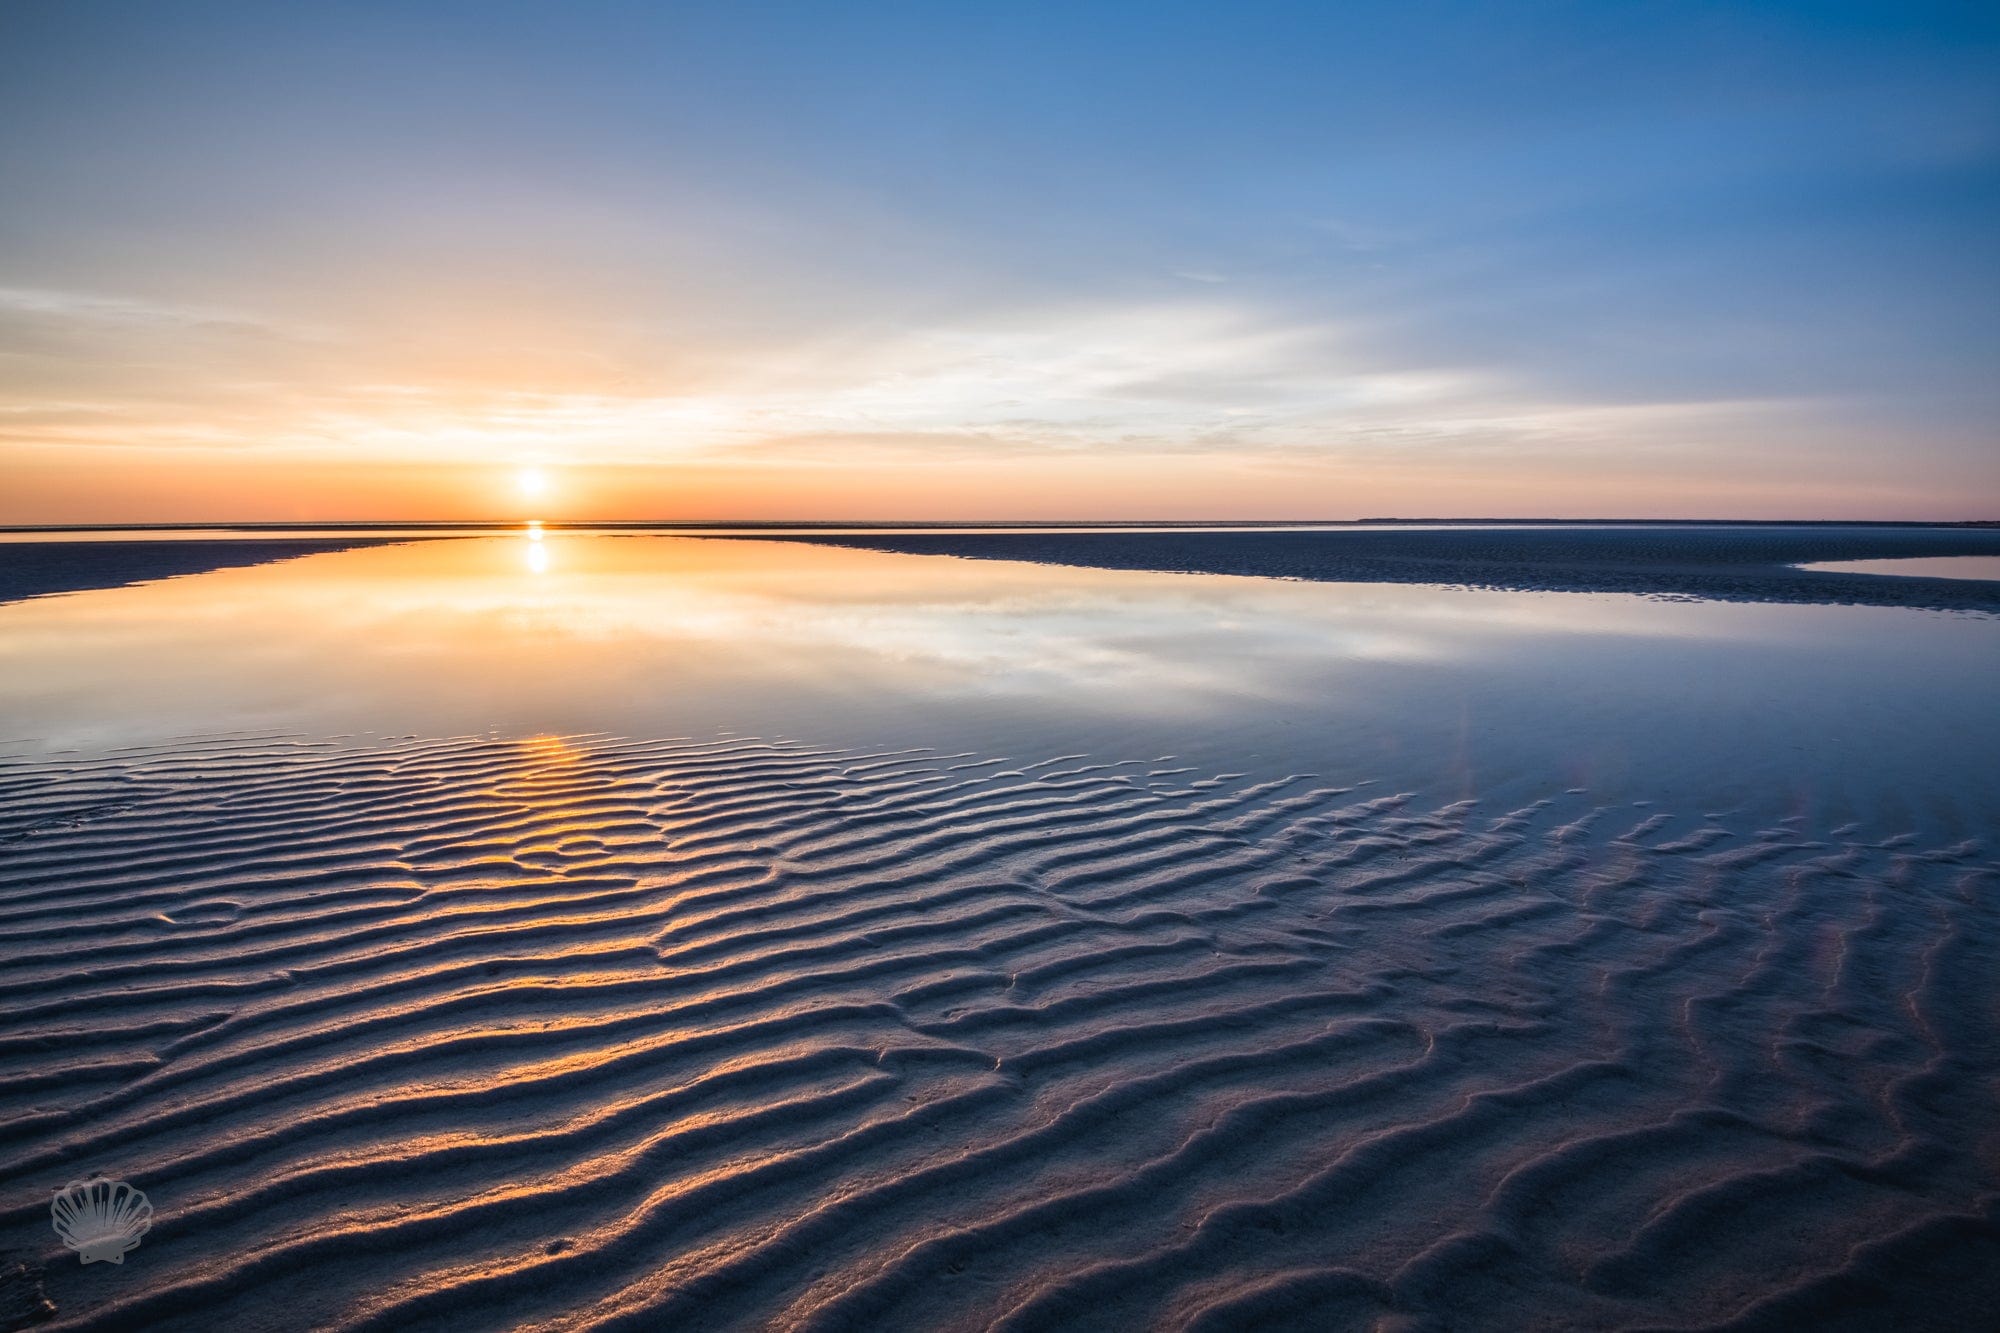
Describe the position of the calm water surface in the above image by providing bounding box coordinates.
[1,533,1993,833]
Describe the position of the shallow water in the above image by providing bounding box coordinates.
[1,533,1994,830]
[1,534,1996,1331]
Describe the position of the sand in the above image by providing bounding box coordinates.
[0,531,1995,1329]
[760,524,2000,612]
[0,540,402,606]
[2,730,1996,1330]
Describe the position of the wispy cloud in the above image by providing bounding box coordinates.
[0,285,1824,483]
[0,287,300,336]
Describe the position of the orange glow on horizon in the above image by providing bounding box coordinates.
[0,447,1973,527]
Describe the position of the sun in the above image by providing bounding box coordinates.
[516,466,550,500]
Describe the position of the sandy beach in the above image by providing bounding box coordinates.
[0,531,1995,1330]
[764,524,2000,612]
[2,729,1995,1329]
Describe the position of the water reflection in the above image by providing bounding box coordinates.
[0,535,1993,829]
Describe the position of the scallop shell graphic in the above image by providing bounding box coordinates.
[50,1178,152,1265]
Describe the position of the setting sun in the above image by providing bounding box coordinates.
[517,467,550,501]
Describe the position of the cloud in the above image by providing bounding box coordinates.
[0,286,302,337]
[0,279,1932,520]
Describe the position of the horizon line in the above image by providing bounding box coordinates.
[4,517,1999,535]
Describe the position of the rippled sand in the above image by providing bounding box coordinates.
[3,732,1995,1330]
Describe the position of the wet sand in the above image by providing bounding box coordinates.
[1,732,1995,1330]
[0,533,1995,1330]
[0,540,402,606]
[763,525,2000,611]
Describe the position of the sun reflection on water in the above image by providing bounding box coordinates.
[0,534,1993,827]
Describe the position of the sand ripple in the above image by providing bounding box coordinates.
[0,734,1995,1330]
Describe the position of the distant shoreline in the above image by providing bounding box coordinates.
[2,517,1996,534]
[761,524,2000,613]
[6,522,1998,611]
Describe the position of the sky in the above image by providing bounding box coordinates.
[1,0,1995,523]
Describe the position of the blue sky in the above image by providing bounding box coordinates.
[1,1,1994,519]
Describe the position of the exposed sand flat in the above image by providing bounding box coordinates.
[0,540,406,606]
[760,525,2000,611]
[1794,555,2000,581]
[1,732,1994,1330]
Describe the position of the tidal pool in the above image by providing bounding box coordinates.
[1,532,1993,833]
